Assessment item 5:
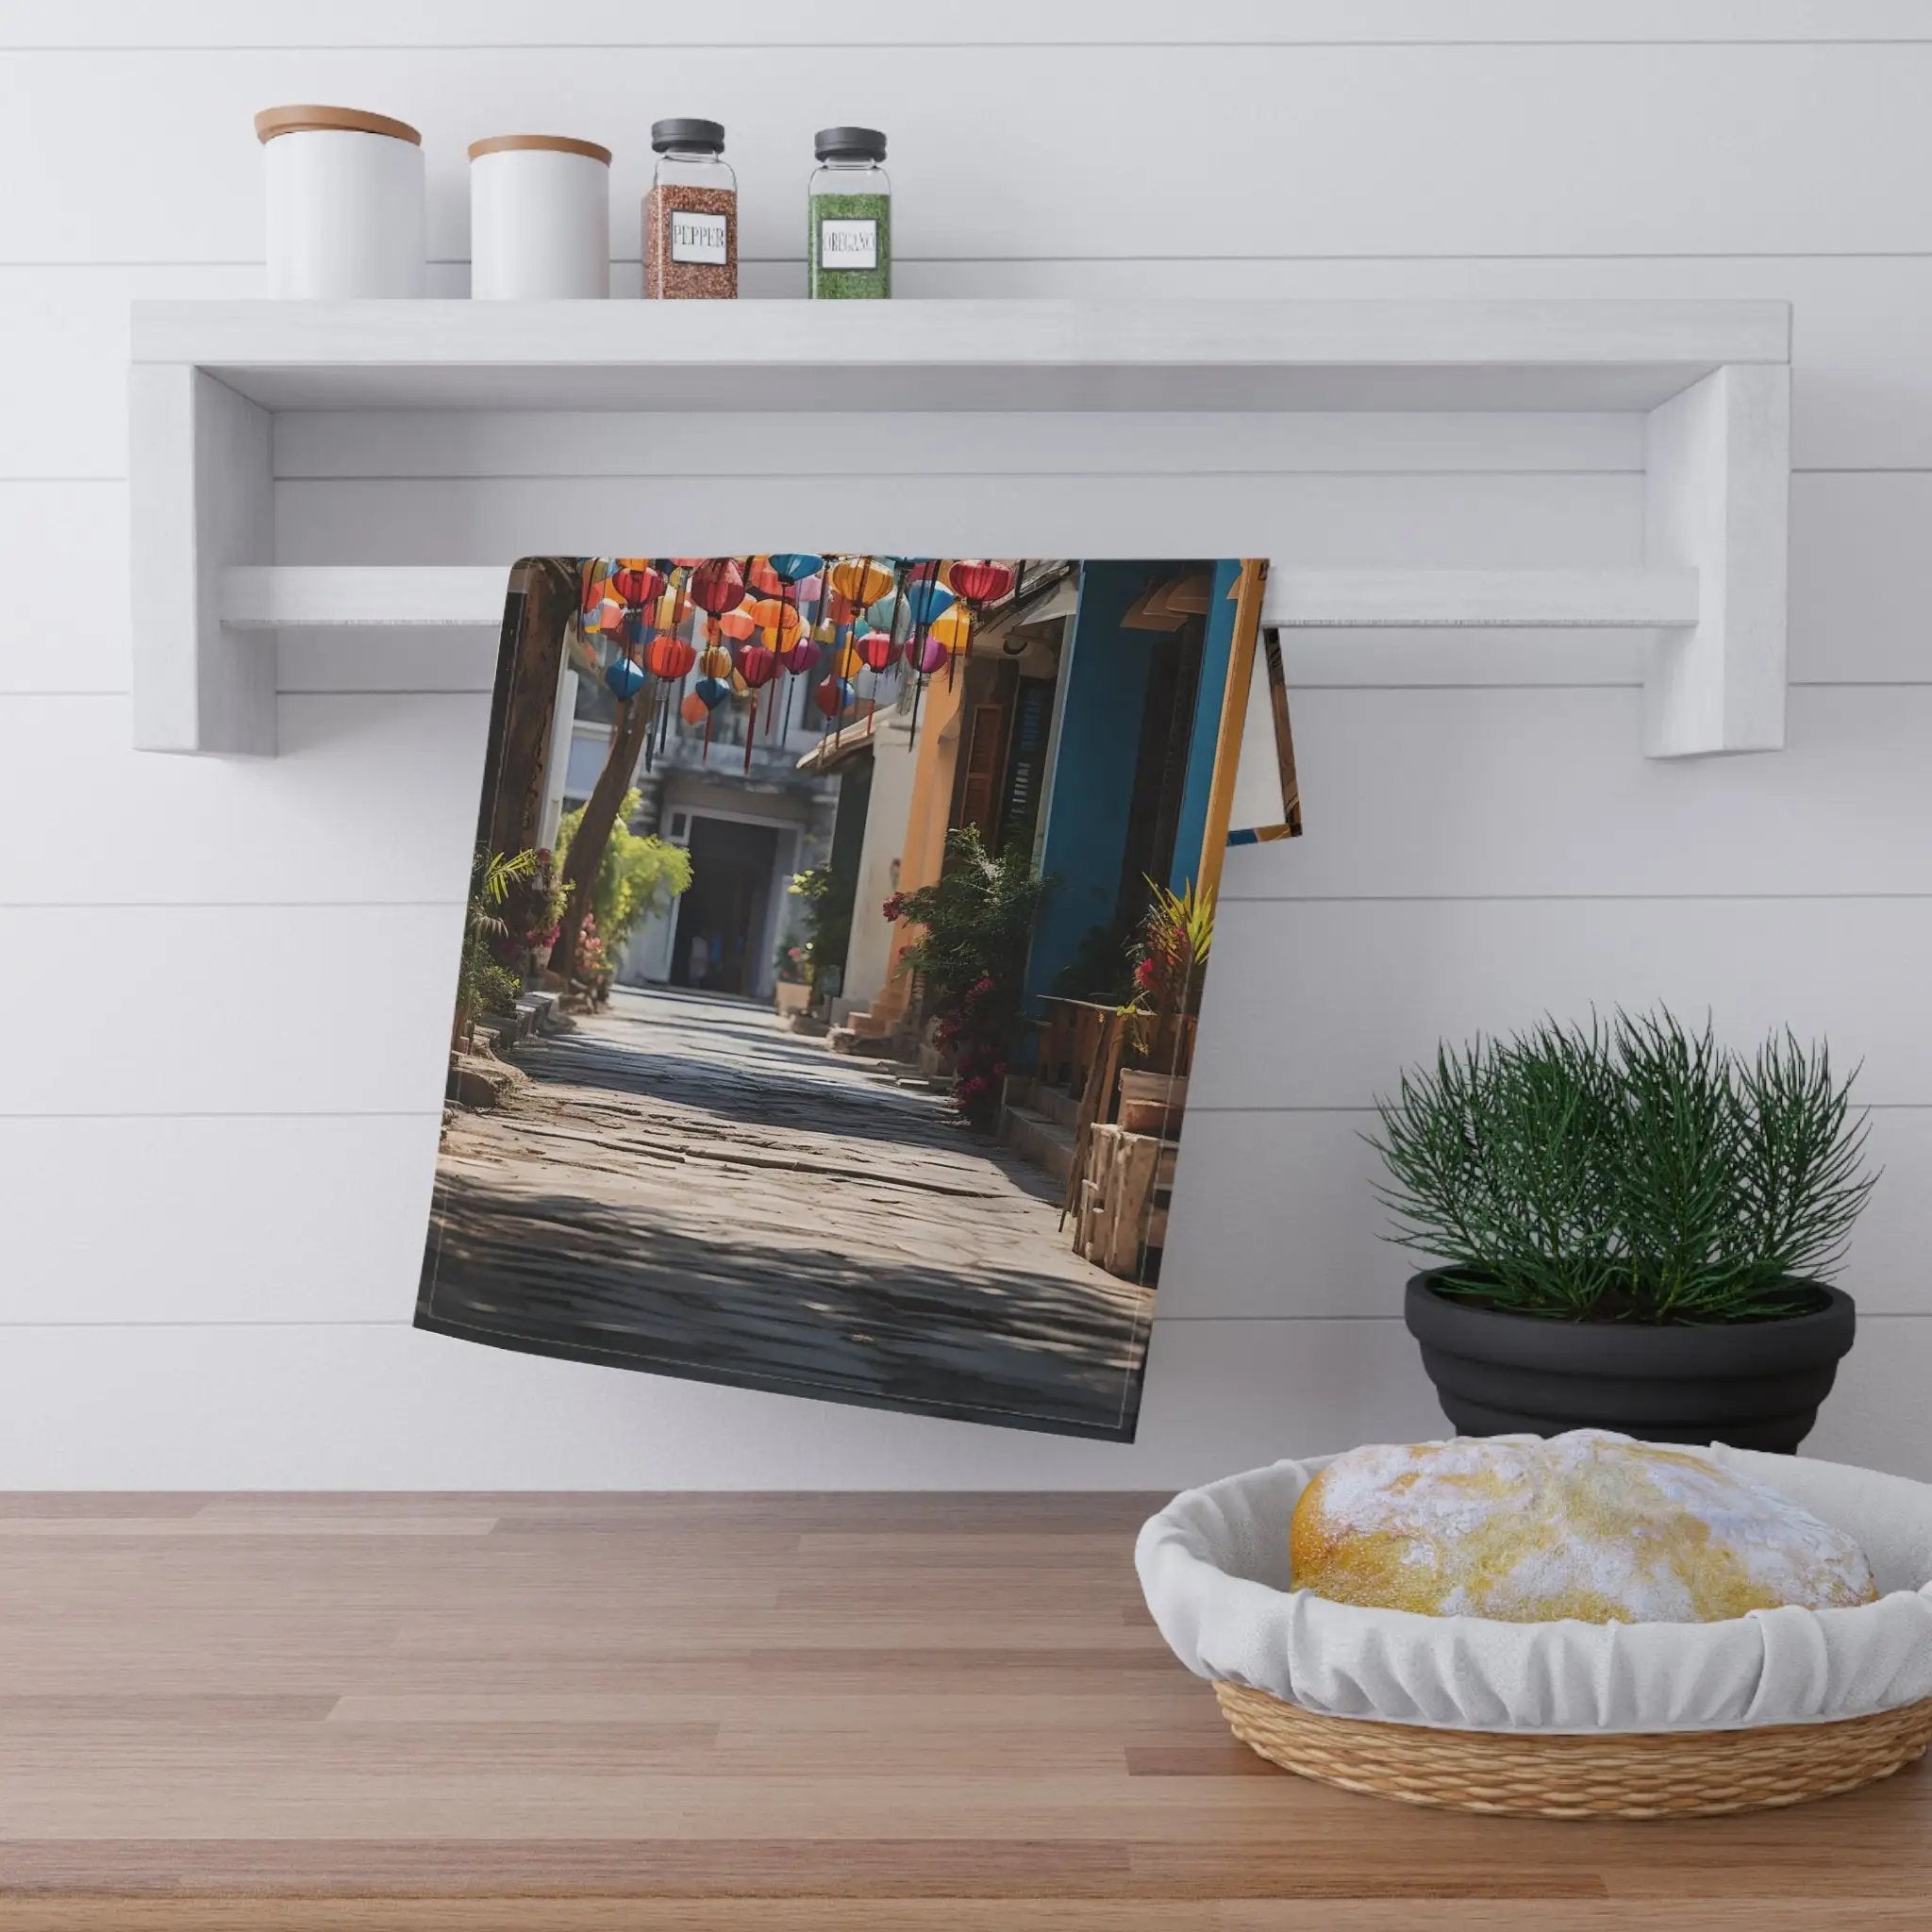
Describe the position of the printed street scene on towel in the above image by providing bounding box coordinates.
[416,557,1298,1441]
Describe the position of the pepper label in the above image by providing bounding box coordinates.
[671,211,729,266]
[819,217,878,271]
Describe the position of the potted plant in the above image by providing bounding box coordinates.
[453,845,537,1048]
[1118,880,1212,1136]
[1370,1010,1876,1452]
[889,827,1049,1128]
[785,864,853,1016]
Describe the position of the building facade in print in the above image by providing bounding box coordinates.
[560,651,838,1003]
[809,560,1251,1048]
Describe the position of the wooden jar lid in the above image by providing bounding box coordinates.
[255,104,422,145]
[467,134,612,165]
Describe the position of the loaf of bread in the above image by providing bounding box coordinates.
[1290,1430,1877,1624]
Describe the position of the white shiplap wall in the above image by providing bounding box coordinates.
[5,1,1930,1488]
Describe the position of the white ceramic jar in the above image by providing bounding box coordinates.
[468,135,611,299]
[255,105,425,298]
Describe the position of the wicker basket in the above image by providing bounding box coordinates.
[1215,1680,1932,1818]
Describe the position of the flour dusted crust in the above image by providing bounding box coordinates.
[1290,1431,1878,1624]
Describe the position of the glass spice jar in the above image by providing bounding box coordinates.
[808,126,891,299]
[643,118,737,299]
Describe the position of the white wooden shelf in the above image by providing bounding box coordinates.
[222,563,1703,635]
[128,298,1790,757]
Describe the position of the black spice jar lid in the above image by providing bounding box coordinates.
[814,125,886,161]
[652,118,726,153]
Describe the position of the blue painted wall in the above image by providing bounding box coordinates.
[1024,562,1156,1009]
[1167,557,1242,897]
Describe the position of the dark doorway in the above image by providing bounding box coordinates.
[670,816,781,995]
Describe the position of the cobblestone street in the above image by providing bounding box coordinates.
[420,986,1156,1437]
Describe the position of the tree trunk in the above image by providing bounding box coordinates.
[480,558,577,863]
[553,691,654,982]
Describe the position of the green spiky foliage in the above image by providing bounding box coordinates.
[1124,878,1214,1071]
[1368,1009,1877,1324]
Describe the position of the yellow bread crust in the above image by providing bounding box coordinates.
[1290,1432,1878,1624]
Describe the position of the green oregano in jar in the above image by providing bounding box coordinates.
[808,125,890,299]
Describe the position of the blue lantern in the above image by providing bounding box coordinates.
[864,591,911,638]
[903,579,955,627]
[766,553,824,583]
[605,655,647,700]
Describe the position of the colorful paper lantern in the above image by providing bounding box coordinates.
[948,558,1015,606]
[679,691,710,725]
[746,597,802,638]
[690,557,748,615]
[909,634,950,676]
[698,645,734,679]
[903,578,955,627]
[608,560,665,607]
[736,644,780,689]
[855,629,900,673]
[782,636,822,676]
[863,591,912,638]
[693,675,731,709]
[718,607,758,642]
[927,604,973,656]
[604,655,648,700]
[828,557,895,608]
[766,553,824,584]
[645,634,696,681]
[812,675,856,718]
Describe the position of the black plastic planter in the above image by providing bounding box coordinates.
[1403,1272,1857,1454]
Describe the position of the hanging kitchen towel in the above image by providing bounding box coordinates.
[415,557,1296,1440]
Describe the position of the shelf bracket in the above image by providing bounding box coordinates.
[130,364,276,756]
[1642,363,1790,757]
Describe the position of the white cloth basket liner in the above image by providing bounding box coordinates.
[1135,1442,1932,1734]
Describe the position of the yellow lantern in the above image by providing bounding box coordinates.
[828,557,895,608]
[927,603,973,657]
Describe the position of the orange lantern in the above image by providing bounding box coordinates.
[645,634,696,681]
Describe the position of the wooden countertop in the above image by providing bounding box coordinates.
[2,1491,1925,1929]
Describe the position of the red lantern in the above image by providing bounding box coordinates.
[734,644,780,773]
[856,629,900,673]
[690,557,748,615]
[609,559,665,607]
[948,559,1014,605]
[813,675,856,718]
[736,644,780,690]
